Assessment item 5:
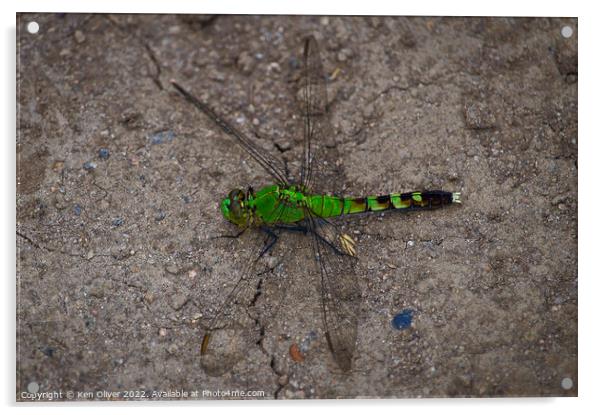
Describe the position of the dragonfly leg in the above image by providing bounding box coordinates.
[259,226,279,258]
[210,227,247,240]
[257,223,309,260]
[273,223,308,234]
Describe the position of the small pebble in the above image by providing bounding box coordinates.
[210,72,225,82]
[159,328,168,337]
[83,161,97,171]
[98,148,110,159]
[337,48,353,62]
[170,293,189,311]
[149,130,175,145]
[144,291,156,305]
[552,194,569,205]
[52,161,65,172]
[73,204,82,216]
[89,279,110,298]
[299,338,310,353]
[267,62,281,74]
[299,330,319,353]
[155,211,166,222]
[236,51,255,75]
[278,375,289,386]
[74,30,85,43]
[289,343,305,362]
[40,346,55,357]
[391,309,415,330]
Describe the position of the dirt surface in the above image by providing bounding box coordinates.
[16,14,577,399]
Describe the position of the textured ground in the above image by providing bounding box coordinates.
[16,14,577,399]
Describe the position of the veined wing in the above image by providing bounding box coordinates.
[303,208,361,371]
[199,238,264,377]
[171,81,289,185]
[299,35,337,193]
[199,202,291,376]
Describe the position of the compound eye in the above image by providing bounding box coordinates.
[227,189,245,216]
[228,189,244,202]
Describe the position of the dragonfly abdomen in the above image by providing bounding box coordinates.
[311,191,461,218]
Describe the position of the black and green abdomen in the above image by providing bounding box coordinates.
[309,191,461,218]
[245,185,460,226]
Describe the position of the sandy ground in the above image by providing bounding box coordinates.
[17,14,577,399]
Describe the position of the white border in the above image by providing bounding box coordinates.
[7,0,583,15]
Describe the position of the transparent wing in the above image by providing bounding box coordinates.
[298,36,343,194]
[171,81,289,185]
[303,208,361,371]
[199,203,291,376]
[199,233,267,376]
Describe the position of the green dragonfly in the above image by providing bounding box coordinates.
[171,35,460,375]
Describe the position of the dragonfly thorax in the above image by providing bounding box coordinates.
[220,184,311,228]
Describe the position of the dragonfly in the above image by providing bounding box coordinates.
[171,35,461,375]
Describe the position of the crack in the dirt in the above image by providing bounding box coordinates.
[16,230,112,261]
[270,356,286,399]
[246,275,269,352]
[273,142,290,154]
[243,264,289,399]
[179,14,219,31]
[104,15,164,91]
[92,181,109,202]
[16,230,43,250]
[367,85,410,105]
[143,43,164,90]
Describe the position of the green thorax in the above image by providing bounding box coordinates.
[220,183,459,228]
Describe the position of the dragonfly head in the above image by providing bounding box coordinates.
[220,189,249,227]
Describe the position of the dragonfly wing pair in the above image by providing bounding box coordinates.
[299,36,360,371]
[172,35,360,374]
